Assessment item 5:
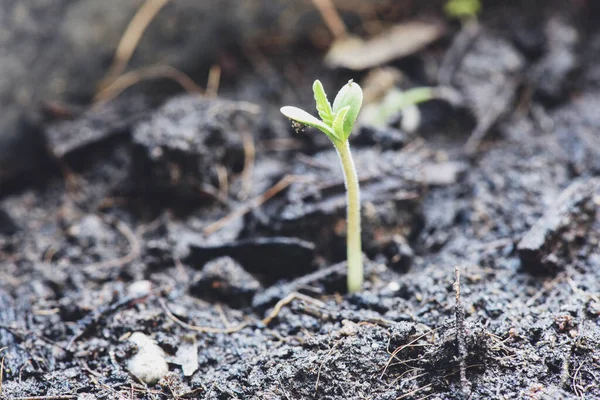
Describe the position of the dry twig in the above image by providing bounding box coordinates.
[95,64,204,105]
[262,292,326,326]
[0,347,6,396]
[240,130,256,199]
[203,175,301,235]
[315,341,339,395]
[102,0,171,85]
[205,65,222,98]
[309,0,347,40]
[454,266,470,396]
[11,396,77,400]
[381,327,442,379]
[159,298,249,334]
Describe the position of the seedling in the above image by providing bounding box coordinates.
[444,0,481,21]
[281,80,364,293]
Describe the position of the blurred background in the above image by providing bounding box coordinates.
[1,0,597,194]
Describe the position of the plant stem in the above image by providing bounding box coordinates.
[334,140,362,292]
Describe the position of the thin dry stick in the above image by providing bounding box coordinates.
[159,298,248,334]
[94,64,204,105]
[396,384,434,400]
[572,361,586,398]
[102,0,171,85]
[215,304,231,329]
[11,397,77,400]
[454,266,470,396]
[215,164,229,201]
[262,292,326,326]
[240,130,256,199]
[203,175,300,235]
[381,327,443,379]
[205,64,222,98]
[309,0,347,40]
[388,371,428,387]
[0,347,6,396]
[315,341,339,395]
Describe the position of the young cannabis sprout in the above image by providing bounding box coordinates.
[281,79,364,293]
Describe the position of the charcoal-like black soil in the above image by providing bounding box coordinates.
[1,1,600,399]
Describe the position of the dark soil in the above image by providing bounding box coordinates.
[1,1,600,399]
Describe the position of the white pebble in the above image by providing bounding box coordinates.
[128,332,169,385]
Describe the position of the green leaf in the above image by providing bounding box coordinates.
[398,87,434,107]
[280,106,336,139]
[444,0,481,20]
[332,80,363,139]
[313,80,333,126]
[359,87,434,128]
[332,106,350,141]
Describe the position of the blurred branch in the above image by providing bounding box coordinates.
[101,0,171,89]
[310,0,347,39]
[94,64,203,106]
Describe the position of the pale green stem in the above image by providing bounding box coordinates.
[333,139,363,293]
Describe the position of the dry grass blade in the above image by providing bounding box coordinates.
[160,298,248,334]
[262,292,326,326]
[396,384,433,400]
[0,347,6,396]
[203,175,301,235]
[205,64,222,98]
[94,64,204,105]
[240,130,256,199]
[10,397,77,400]
[102,0,171,86]
[454,266,470,396]
[381,326,442,379]
[309,0,347,40]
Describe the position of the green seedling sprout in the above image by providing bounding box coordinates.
[444,0,481,21]
[281,80,364,293]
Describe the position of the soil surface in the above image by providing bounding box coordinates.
[2,1,600,399]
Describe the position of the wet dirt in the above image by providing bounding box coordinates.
[1,2,600,399]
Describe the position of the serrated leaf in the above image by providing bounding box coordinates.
[333,106,350,141]
[280,106,336,139]
[332,80,363,138]
[313,80,333,126]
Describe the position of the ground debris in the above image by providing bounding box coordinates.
[190,256,262,308]
[252,261,347,310]
[517,178,599,274]
[186,236,316,282]
[528,17,579,102]
[131,95,260,202]
[169,335,199,377]
[325,20,446,70]
[453,30,524,152]
[45,94,153,158]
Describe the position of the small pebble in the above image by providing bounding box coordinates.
[128,332,169,385]
[127,280,152,297]
[339,320,359,337]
